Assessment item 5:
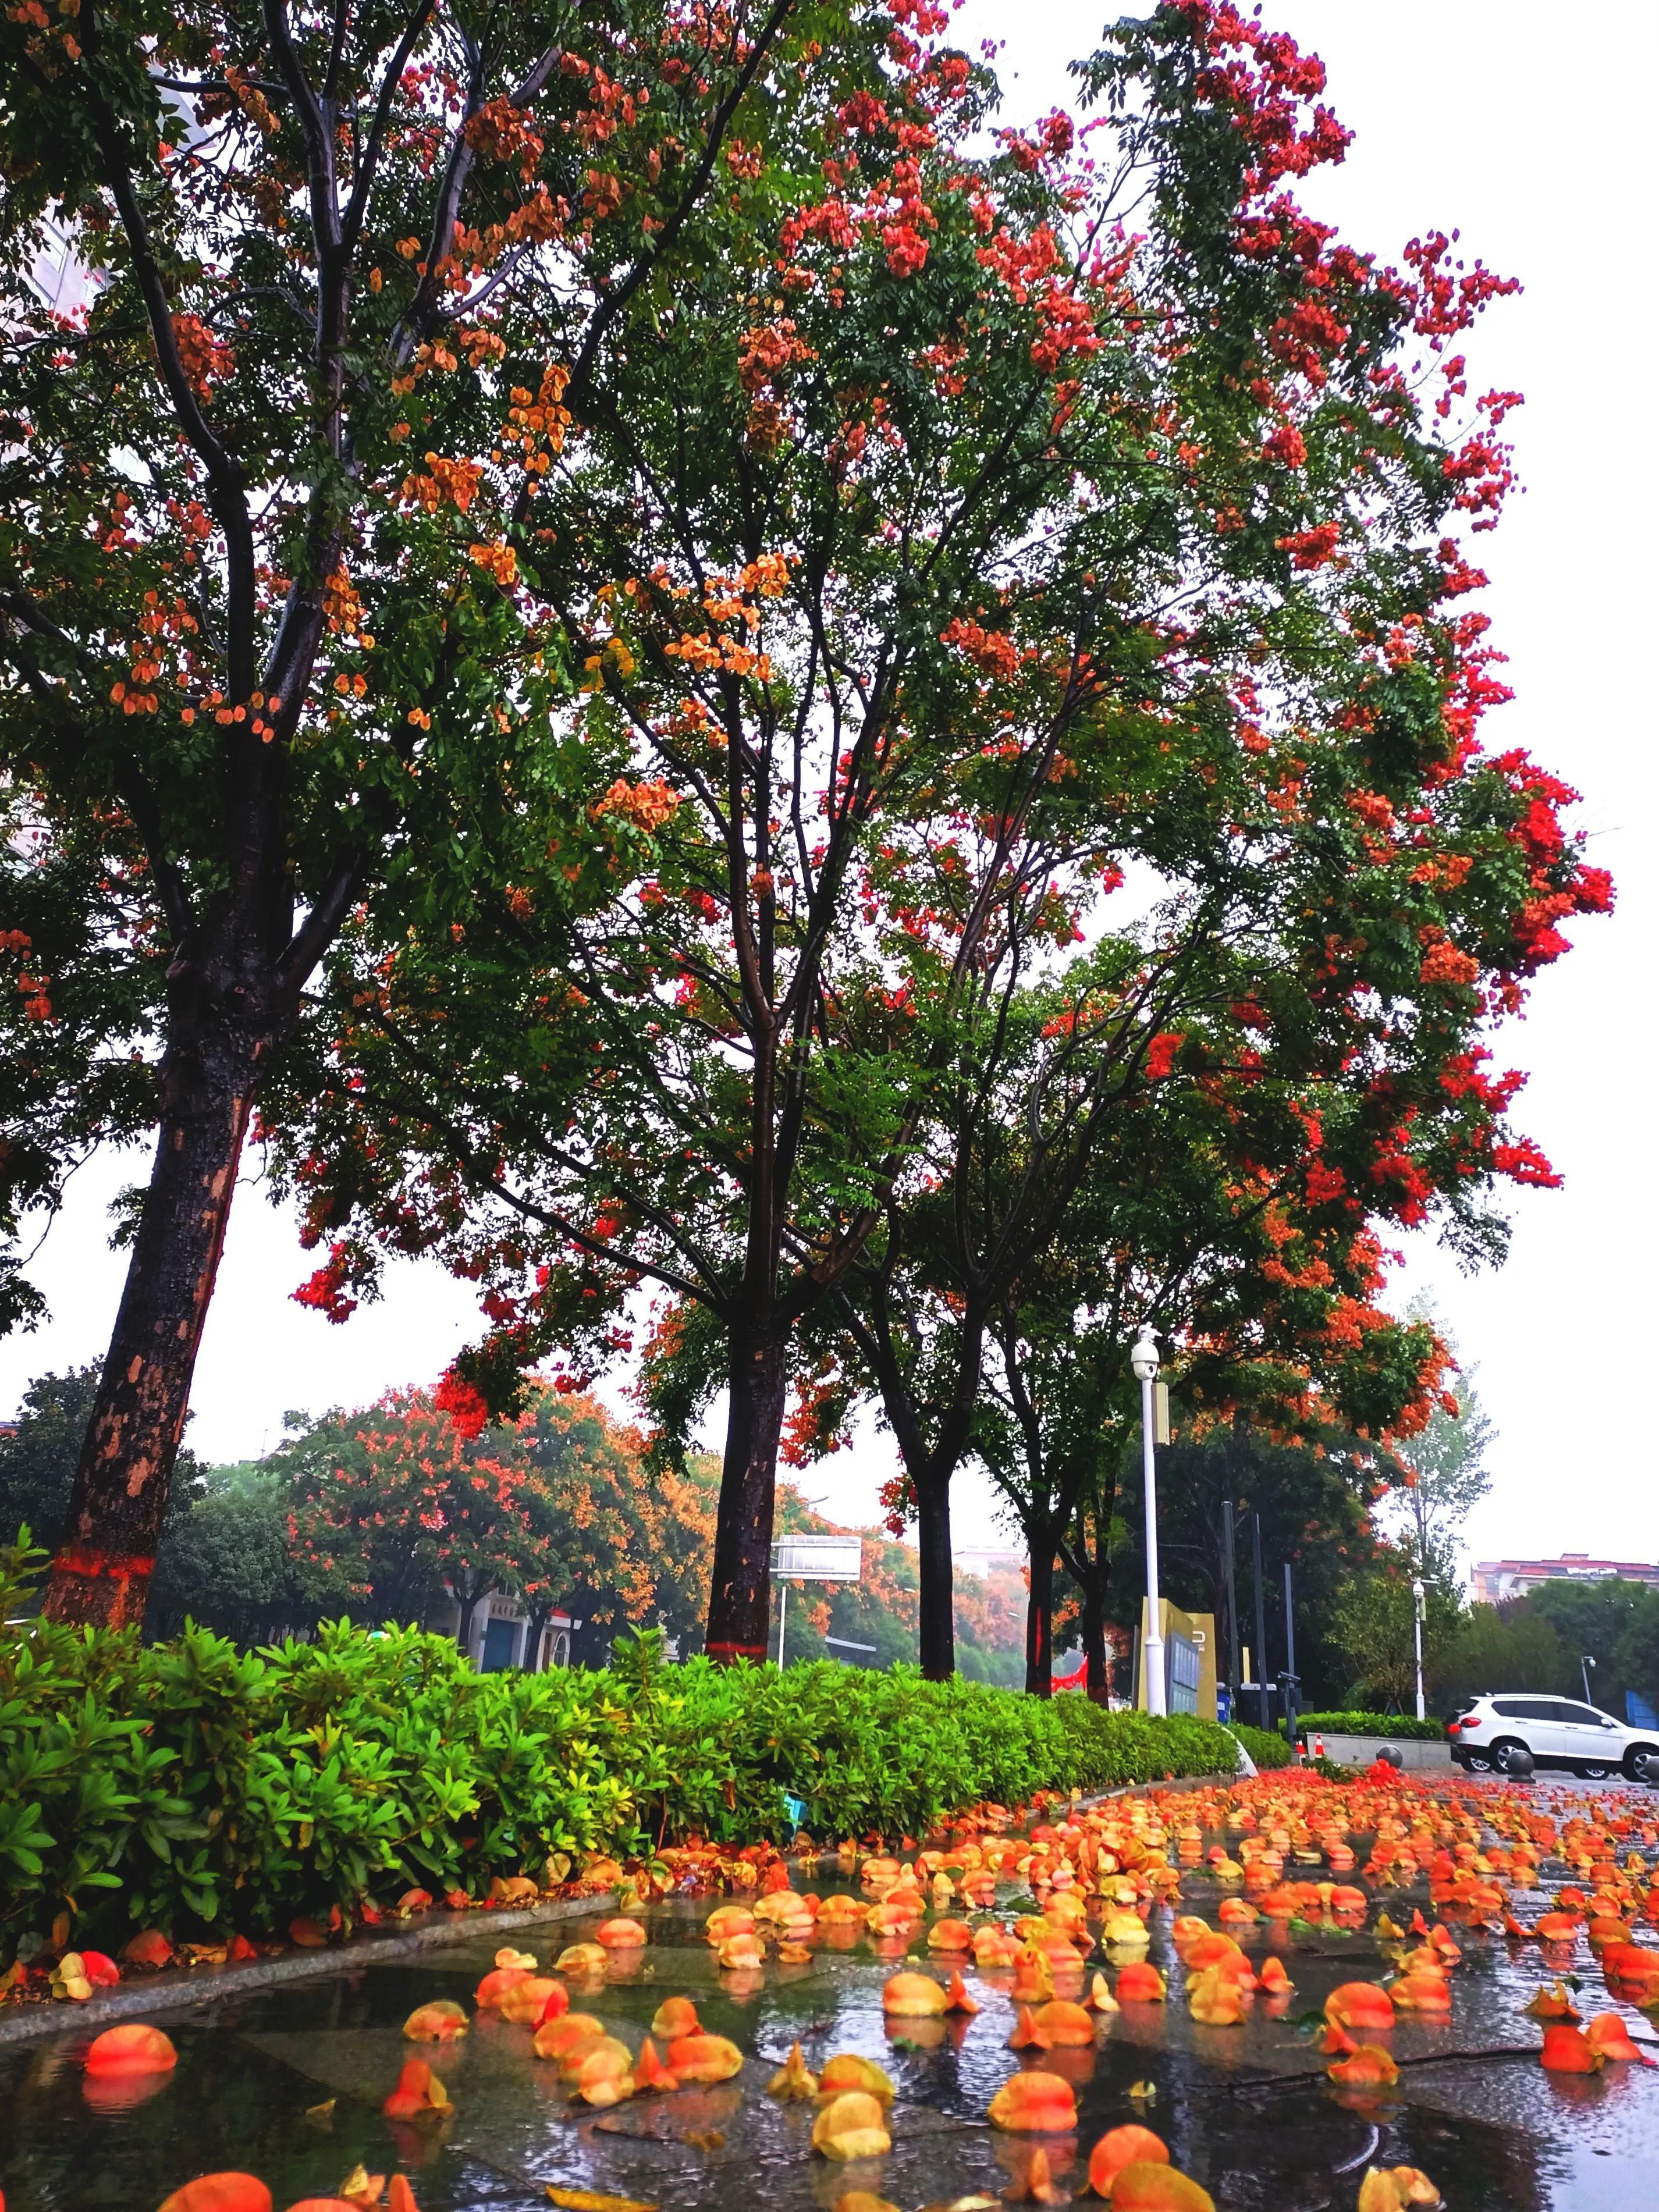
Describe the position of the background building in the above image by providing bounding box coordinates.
[1472,1553,1659,1605]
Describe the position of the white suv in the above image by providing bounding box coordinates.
[1448,1694,1659,1782]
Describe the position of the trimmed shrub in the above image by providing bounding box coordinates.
[0,1541,1234,1959]
[1292,1709,1447,1743]
[1228,1723,1292,1770]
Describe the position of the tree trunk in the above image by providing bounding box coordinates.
[705,1331,788,1662]
[915,1476,954,1681]
[1080,1559,1110,1705]
[1025,1532,1054,1697]
[454,1582,485,1658]
[41,1010,261,1630]
[1063,1493,1114,1707]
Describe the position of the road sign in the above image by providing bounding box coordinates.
[771,1536,862,1669]
[771,1535,862,1581]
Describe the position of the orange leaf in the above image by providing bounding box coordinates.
[1328,2045,1399,2087]
[1087,2125,1168,2197]
[633,2036,681,2094]
[663,2033,743,2085]
[158,2178,273,2212]
[1110,2165,1216,2211]
[1324,1982,1394,2033]
[86,2025,177,2077]
[811,2091,892,2161]
[1540,2025,1604,2074]
[986,2069,1077,2133]
[1585,2012,1651,2064]
[381,2060,452,2119]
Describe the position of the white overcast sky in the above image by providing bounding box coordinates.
[5,3,1655,1578]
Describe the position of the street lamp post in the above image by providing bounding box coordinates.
[1582,1653,1597,1708]
[1131,1324,1165,1717]
[1411,1578,1426,1723]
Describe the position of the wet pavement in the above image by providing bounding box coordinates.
[3,1776,1658,2211]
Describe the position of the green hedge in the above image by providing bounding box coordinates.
[1228,1722,1291,1770]
[1292,1709,1447,1743]
[0,1541,1235,1960]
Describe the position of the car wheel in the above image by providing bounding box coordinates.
[1574,1764,1613,1781]
[1625,1747,1659,1786]
[1462,1749,1495,1773]
[1491,1738,1530,1776]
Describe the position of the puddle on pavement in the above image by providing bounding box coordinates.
[3,1781,1658,2211]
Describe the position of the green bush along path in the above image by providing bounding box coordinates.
[1292,1709,1448,1743]
[0,1539,1233,1963]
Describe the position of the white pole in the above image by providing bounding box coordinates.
[777,1578,787,1670]
[1412,1578,1426,1722]
[1140,1367,1166,1717]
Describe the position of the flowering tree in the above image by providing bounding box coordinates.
[0,0,872,1625]
[723,3,1609,1674]
[284,1381,678,1650]
[511,1388,694,1656]
[287,1388,530,1643]
[268,0,1604,1672]
[835,1008,1447,1687]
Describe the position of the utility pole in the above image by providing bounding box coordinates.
[1131,1325,1165,1716]
[1283,1560,1299,1751]
[1221,1499,1241,1714]
[1412,1578,1426,1722]
[1251,1513,1269,1732]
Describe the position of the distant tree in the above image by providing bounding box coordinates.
[976,1305,1122,1699]
[956,1104,1454,1706]
[768,1482,1021,1676]
[1125,1421,1400,1713]
[0,1367,103,1550]
[511,1391,672,1661]
[1440,1601,1570,1712]
[1384,1307,1494,1578]
[283,1390,523,1643]
[770,1482,918,1670]
[638,1452,721,1661]
[1327,1552,1461,1710]
[278,1381,712,1660]
[148,1462,305,1641]
[1,1364,200,1560]
[1612,1601,1659,1720]
[1514,1577,1659,1720]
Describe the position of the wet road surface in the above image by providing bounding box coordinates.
[3,1776,1657,2211]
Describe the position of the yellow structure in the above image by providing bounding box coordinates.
[1135,1597,1218,1720]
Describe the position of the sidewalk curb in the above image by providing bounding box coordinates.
[0,1893,596,2049]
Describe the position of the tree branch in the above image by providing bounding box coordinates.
[565,0,798,408]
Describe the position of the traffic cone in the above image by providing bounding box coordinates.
[1315,1734,1325,1761]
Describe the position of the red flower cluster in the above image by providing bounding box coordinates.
[292,1242,358,1324]
[1144,1032,1184,1082]
[1175,0,1353,192]
[434,1367,491,1439]
[1275,520,1340,570]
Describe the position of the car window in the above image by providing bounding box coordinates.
[1490,1699,1529,1717]
[1559,1703,1606,1726]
